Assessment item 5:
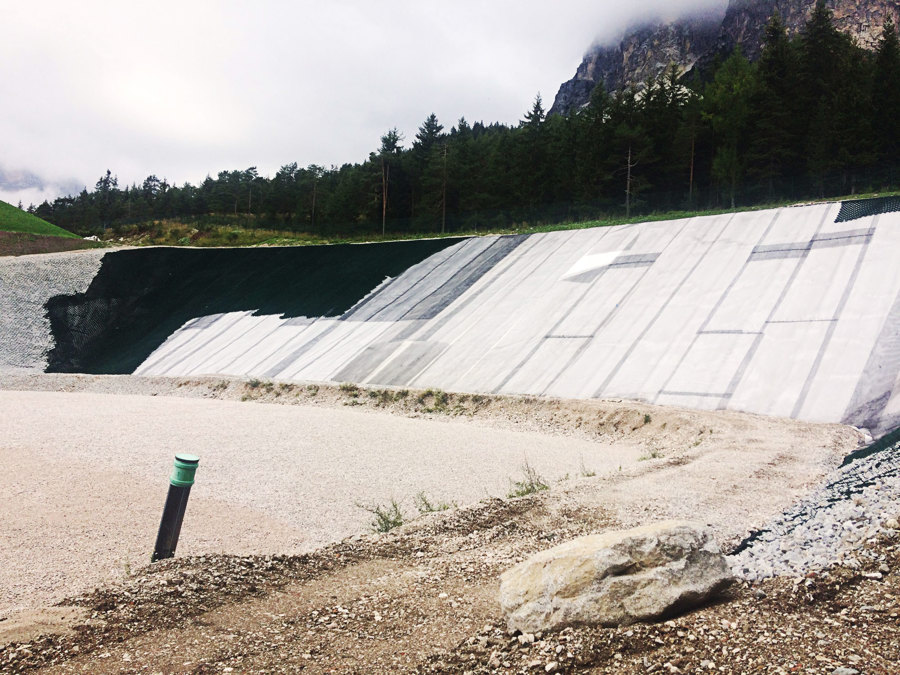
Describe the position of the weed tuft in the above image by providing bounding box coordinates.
[507,459,549,498]
[579,455,597,478]
[414,491,452,514]
[358,499,404,533]
[339,382,360,397]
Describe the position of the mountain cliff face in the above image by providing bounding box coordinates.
[550,0,900,116]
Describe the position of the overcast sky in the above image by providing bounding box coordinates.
[1,0,726,207]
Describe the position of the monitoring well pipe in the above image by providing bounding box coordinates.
[151,453,200,563]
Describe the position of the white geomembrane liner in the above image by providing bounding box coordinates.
[135,204,900,433]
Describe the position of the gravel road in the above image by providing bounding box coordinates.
[1,389,623,615]
[0,382,859,618]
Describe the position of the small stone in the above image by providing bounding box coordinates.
[545,662,558,673]
[832,668,860,675]
[883,518,899,530]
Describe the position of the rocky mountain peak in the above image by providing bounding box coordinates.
[550,0,900,116]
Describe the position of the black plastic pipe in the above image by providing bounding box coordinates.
[151,454,200,562]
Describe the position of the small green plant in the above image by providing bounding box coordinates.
[579,456,596,478]
[643,413,652,425]
[638,447,664,461]
[247,378,262,389]
[339,382,360,397]
[395,389,409,399]
[375,389,396,406]
[306,384,319,396]
[418,388,450,412]
[358,499,404,532]
[414,491,451,514]
[507,459,549,498]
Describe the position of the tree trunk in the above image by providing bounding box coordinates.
[311,177,317,230]
[626,144,632,218]
[688,135,695,205]
[382,159,389,237]
[441,144,448,234]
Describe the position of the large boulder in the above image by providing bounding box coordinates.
[499,521,733,632]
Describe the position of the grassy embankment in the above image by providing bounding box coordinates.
[89,187,900,248]
[0,200,103,256]
[0,200,80,237]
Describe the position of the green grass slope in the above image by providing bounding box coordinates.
[0,200,79,238]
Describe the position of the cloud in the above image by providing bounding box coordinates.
[1,1,727,207]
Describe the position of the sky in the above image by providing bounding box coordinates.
[1,0,726,207]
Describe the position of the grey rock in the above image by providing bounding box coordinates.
[499,521,733,632]
[551,1,900,115]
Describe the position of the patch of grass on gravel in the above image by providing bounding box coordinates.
[358,499,405,533]
[507,459,549,498]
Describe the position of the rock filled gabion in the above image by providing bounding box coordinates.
[730,438,900,581]
[0,251,104,373]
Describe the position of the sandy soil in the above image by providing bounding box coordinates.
[0,374,860,625]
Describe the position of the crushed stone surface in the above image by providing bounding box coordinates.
[731,437,900,581]
[0,374,860,619]
[0,250,104,372]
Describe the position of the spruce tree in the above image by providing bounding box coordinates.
[747,12,801,199]
[704,48,756,208]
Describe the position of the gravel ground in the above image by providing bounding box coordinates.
[0,375,860,619]
[731,436,900,581]
[3,498,897,674]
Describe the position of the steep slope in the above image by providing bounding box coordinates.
[551,0,900,115]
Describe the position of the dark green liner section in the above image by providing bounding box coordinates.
[46,239,462,374]
[839,425,900,467]
[835,196,900,223]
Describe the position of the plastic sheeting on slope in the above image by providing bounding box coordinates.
[49,202,900,434]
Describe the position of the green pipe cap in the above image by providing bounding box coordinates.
[170,453,200,487]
